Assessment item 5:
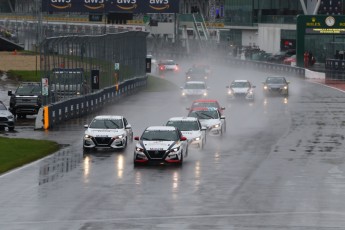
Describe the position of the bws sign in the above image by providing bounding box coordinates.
[43,0,179,13]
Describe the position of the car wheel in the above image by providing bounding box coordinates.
[123,137,128,149]
[178,152,184,166]
[83,147,91,153]
[199,140,203,150]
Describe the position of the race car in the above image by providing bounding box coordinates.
[187,107,226,136]
[187,99,225,115]
[83,115,133,152]
[180,81,209,100]
[226,79,256,101]
[263,76,289,96]
[157,60,179,73]
[166,117,207,149]
[185,65,210,81]
[133,126,188,165]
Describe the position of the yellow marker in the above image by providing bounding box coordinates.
[43,106,49,130]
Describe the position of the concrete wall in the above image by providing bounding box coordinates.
[241,30,258,47]
[258,23,296,54]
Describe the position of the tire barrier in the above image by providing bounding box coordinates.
[35,76,147,130]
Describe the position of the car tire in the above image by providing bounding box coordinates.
[122,137,127,149]
[83,147,91,153]
[178,152,184,166]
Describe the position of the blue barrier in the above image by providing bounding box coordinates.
[37,75,147,130]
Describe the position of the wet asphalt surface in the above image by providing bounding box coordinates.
[1,61,345,229]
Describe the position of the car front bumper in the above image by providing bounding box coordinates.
[83,136,126,149]
[134,149,183,164]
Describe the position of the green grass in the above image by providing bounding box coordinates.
[144,75,179,92]
[0,137,60,174]
[7,70,42,82]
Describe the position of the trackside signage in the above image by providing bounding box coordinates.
[42,0,179,13]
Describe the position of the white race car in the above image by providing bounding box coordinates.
[180,81,209,100]
[226,79,255,101]
[166,117,207,149]
[83,115,133,152]
[188,107,226,136]
[133,126,188,165]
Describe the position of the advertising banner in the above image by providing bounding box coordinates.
[42,0,179,14]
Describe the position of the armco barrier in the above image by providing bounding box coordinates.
[224,58,305,77]
[35,76,147,130]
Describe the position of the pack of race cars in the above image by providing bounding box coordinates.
[82,60,290,166]
[83,98,226,166]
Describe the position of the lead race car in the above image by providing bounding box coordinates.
[133,126,188,165]
[83,115,133,152]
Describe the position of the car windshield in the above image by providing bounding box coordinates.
[141,130,179,141]
[192,102,218,109]
[89,119,123,129]
[189,110,219,119]
[166,120,200,131]
[187,67,206,74]
[231,81,250,88]
[184,83,206,89]
[16,84,41,94]
[0,103,7,110]
[266,77,286,84]
[161,60,175,65]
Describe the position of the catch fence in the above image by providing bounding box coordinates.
[39,31,148,103]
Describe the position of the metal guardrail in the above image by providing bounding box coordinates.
[35,75,147,130]
[224,58,306,77]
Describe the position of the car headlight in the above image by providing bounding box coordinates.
[228,90,233,95]
[212,124,220,128]
[7,115,14,119]
[182,91,186,96]
[194,137,200,141]
[203,92,208,96]
[248,90,253,95]
[264,85,268,90]
[113,135,123,139]
[136,147,144,152]
[84,134,93,138]
[171,146,180,152]
[283,85,288,90]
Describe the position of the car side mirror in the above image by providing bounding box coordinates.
[201,127,207,131]
[180,136,187,141]
[221,116,226,119]
[84,124,89,128]
[186,107,190,110]
[221,107,225,110]
[134,136,140,141]
[126,124,132,129]
[8,91,12,96]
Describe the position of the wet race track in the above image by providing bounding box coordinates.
[1,60,345,229]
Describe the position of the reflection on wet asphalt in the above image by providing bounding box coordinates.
[39,147,83,185]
